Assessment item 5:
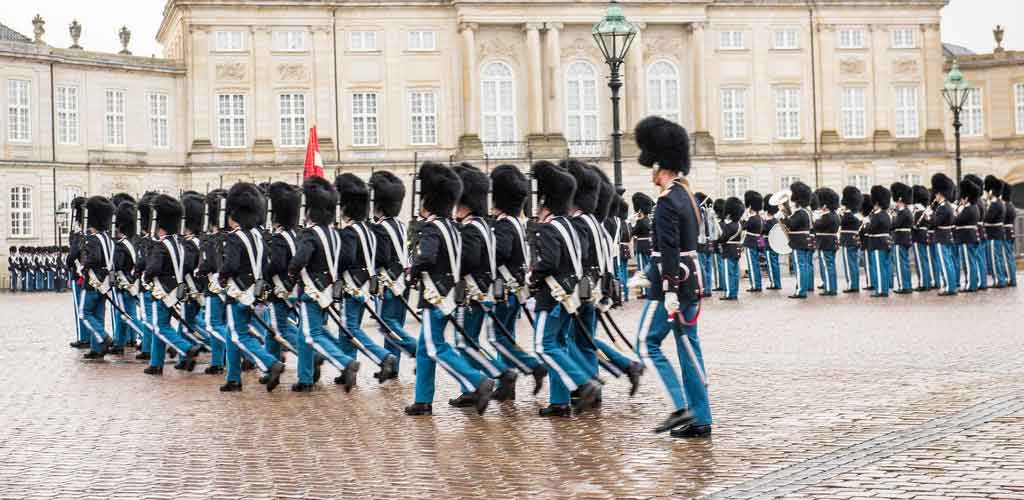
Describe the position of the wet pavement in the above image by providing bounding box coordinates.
[1,277,1022,499]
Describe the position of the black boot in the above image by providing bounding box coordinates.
[531,364,548,395]
[404,403,432,416]
[265,362,286,392]
[258,375,270,385]
[107,346,125,355]
[204,366,225,375]
[374,355,398,383]
[83,351,105,360]
[173,360,188,371]
[653,408,696,433]
[538,404,572,417]
[167,349,177,360]
[313,357,324,383]
[448,393,478,407]
[143,366,163,376]
[492,370,519,401]
[241,359,255,371]
[291,383,314,392]
[219,381,243,392]
[627,361,644,397]
[334,361,360,393]
[671,424,712,438]
[69,340,89,349]
[572,380,602,413]
[135,352,151,361]
[473,378,496,415]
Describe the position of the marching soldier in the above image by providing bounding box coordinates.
[712,198,727,292]
[265,182,302,362]
[859,193,874,291]
[8,246,19,293]
[631,192,654,298]
[218,184,287,391]
[405,162,497,416]
[111,199,148,354]
[528,161,602,417]
[718,197,743,301]
[74,196,116,359]
[982,176,1007,288]
[955,178,982,293]
[814,188,841,296]
[911,185,936,291]
[199,190,229,375]
[695,193,715,297]
[180,192,214,368]
[489,164,549,399]
[965,175,989,289]
[889,183,914,294]
[335,173,400,382]
[930,174,959,296]
[865,186,893,298]
[289,177,360,393]
[632,116,711,438]
[368,171,418,378]
[839,187,863,293]
[1002,182,1018,287]
[782,182,814,299]
[742,191,764,293]
[605,194,631,304]
[143,194,203,374]
[762,194,783,290]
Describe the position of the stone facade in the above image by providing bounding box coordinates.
[2,1,1024,282]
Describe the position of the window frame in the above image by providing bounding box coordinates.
[56,85,79,145]
[565,60,601,156]
[779,176,802,192]
[351,91,381,147]
[848,174,872,193]
[214,30,246,52]
[9,185,33,238]
[773,28,800,50]
[719,30,745,51]
[408,31,438,52]
[774,86,801,140]
[893,86,919,138]
[838,28,866,49]
[7,79,31,143]
[147,92,170,149]
[720,87,747,141]
[349,31,378,52]
[273,30,306,52]
[480,61,519,158]
[1016,83,1024,135]
[841,87,868,139]
[216,93,248,149]
[279,92,308,148]
[646,60,681,123]
[724,176,750,199]
[104,88,127,147]
[898,173,922,187]
[962,87,984,137]
[890,28,917,49]
[408,89,438,146]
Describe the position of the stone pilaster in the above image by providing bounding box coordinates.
[458,22,482,157]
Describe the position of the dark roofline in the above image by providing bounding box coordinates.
[0,22,32,43]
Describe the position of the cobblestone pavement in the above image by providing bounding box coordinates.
[0,277,1022,499]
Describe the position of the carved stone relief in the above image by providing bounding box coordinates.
[478,36,523,62]
[892,58,918,77]
[840,58,865,76]
[560,37,601,60]
[644,36,685,56]
[277,64,308,81]
[216,62,247,81]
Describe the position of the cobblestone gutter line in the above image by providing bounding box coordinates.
[702,392,1024,500]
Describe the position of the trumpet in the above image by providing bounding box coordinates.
[768,189,793,218]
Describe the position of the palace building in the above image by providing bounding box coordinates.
[1,0,1022,283]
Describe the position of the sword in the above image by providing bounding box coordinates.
[393,290,423,323]
[672,311,709,387]
[99,290,148,338]
[477,303,532,375]
[445,305,497,363]
[248,304,297,354]
[167,303,210,351]
[322,303,382,365]
[599,311,635,352]
[569,313,623,378]
[355,298,415,357]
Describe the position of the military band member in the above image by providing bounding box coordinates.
[632,116,711,438]
[762,195,782,290]
[67,199,89,348]
[838,187,863,293]
[742,191,764,293]
[218,184,286,391]
[405,162,497,417]
[1002,182,1018,287]
[368,171,418,378]
[8,246,19,293]
[982,176,1007,288]
[929,174,958,295]
[289,177,360,393]
[858,193,874,290]
[631,192,654,298]
[528,161,602,417]
[712,198,727,292]
[490,164,548,399]
[813,188,841,296]
[782,182,814,299]
[889,183,914,295]
[605,194,632,304]
[199,190,229,375]
[955,178,982,293]
[911,185,935,291]
[111,199,147,354]
[863,186,893,297]
[964,175,989,290]
[178,192,215,368]
[565,162,607,383]
[718,197,743,301]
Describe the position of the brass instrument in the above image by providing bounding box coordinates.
[768,189,794,218]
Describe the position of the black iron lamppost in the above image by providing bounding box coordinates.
[593,0,637,193]
[942,62,971,184]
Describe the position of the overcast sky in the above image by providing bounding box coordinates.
[2,0,1022,57]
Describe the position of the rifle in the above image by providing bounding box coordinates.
[352,298,415,357]
[598,311,635,352]
[569,312,623,378]
[321,302,382,363]
[248,303,297,354]
[476,303,532,375]
[98,289,148,339]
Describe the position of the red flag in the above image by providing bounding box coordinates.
[303,126,325,179]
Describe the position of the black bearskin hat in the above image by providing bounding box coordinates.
[1003,182,1013,202]
[206,189,227,229]
[335,174,370,222]
[790,181,812,208]
[841,186,863,211]
[532,161,576,217]
[86,196,115,232]
[71,196,87,225]
[115,201,138,238]
[818,188,840,211]
[8,246,15,253]
[138,192,159,234]
[963,174,983,192]
[931,173,955,201]
[419,162,462,217]
[744,190,763,211]
[182,193,206,234]
[369,171,405,218]
[870,186,891,210]
[303,177,339,225]
[959,177,981,203]
[563,160,600,214]
[226,183,265,230]
[984,175,1003,195]
[890,182,912,204]
[615,195,629,220]
[724,197,744,221]
[860,195,873,217]
[453,163,490,217]
[153,194,183,234]
[912,185,931,206]
[713,198,725,218]
[268,182,301,228]
[591,166,615,223]
[111,193,135,208]
[632,192,654,215]
[695,192,708,206]
[635,116,691,175]
[490,164,529,217]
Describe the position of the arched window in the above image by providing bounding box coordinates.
[9,186,33,238]
[481,61,518,158]
[566,61,600,156]
[647,61,680,123]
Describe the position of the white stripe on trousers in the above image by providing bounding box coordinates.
[204,296,225,343]
[745,252,754,289]
[300,301,347,372]
[151,301,188,356]
[842,247,852,289]
[79,289,105,343]
[423,309,475,391]
[793,251,803,294]
[938,244,952,290]
[225,303,267,372]
[895,247,904,290]
[533,310,577,392]
[873,251,884,292]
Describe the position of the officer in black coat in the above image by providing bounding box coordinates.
[865,186,893,297]
[955,178,983,292]
[930,174,958,295]
[197,189,229,374]
[911,185,935,291]
[762,193,783,290]
[717,197,743,300]
[68,197,89,348]
[813,188,841,296]
[111,200,147,354]
[889,183,914,294]
[982,176,1008,287]
[76,196,116,359]
[839,187,863,293]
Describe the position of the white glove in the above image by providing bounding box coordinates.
[627,272,651,291]
[525,297,537,313]
[663,294,680,317]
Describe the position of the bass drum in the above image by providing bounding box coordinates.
[768,224,793,255]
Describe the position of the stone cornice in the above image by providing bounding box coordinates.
[0,43,185,74]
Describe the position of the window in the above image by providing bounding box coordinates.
[409,90,438,145]
[279,93,306,147]
[7,79,31,142]
[104,89,126,146]
[848,174,872,192]
[647,61,680,123]
[57,186,83,234]
[350,31,377,52]
[273,31,306,52]
[721,88,747,140]
[481,62,518,158]
[891,28,917,49]
[408,31,437,51]
[56,86,79,145]
[566,61,600,156]
[719,31,745,50]
[963,88,983,137]
[779,176,802,192]
[841,87,867,139]
[894,87,919,138]
[1016,83,1024,135]
[898,173,922,186]
[148,93,169,149]
[215,31,245,51]
[724,177,749,199]
[217,94,247,148]
[838,28,865,49]
[352,92,379,146]
[774,87,801,139]
[9,186,32,238]
[773,29,799,50]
